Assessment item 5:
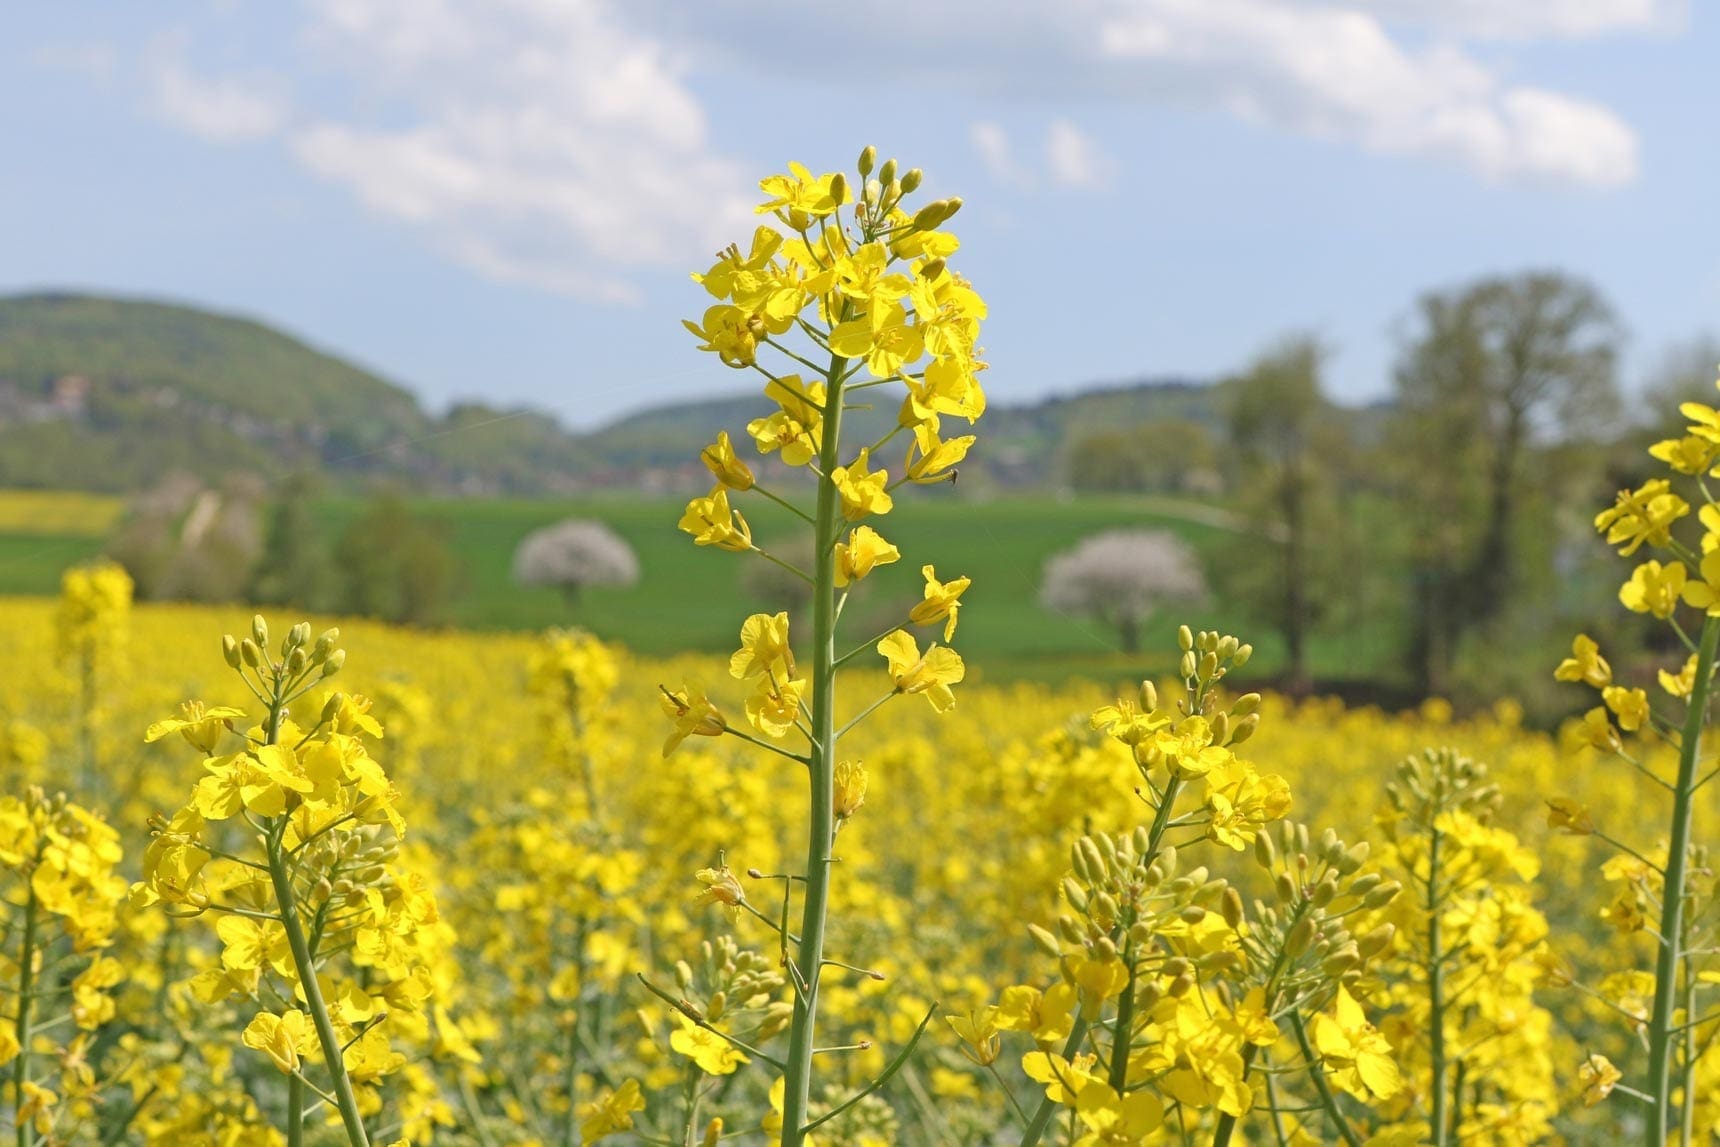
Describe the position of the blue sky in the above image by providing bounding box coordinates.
[3,1,1714,428]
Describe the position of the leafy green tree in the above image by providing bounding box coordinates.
[1391,272,1620,694]
[249,472,332,609]
[1221,335,1347,692]
[333,494,461,626]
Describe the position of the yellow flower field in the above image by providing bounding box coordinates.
[0,585,1696,1145]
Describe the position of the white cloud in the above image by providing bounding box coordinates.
[143,34,288,143]
[1354,0,1682,39]
[971,121,1028,186]
[1098,0,1638,187]
[647,0,1646,190]
[287,0,751,302]
[1045,120,1113,189]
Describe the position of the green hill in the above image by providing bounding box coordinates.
[0,291,1273,494]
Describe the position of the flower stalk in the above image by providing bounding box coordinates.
[1645,613,1720,1145]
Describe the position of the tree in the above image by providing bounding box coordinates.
[333,494,460,626]
[249,472,332,609]
[512,518,640,605]
[1391,272,1620,694]
[1223,335,1341,692]
[1040,529,1206,653]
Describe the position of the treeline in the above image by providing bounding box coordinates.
[109,474,461,625]
[1071,270,1710,712]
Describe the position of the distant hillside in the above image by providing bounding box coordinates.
[0,291,1297,495]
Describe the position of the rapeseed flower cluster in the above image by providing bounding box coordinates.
[670,148,985,1145]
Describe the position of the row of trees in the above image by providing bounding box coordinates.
[111,474,463,625]
[1216,271,1648,700]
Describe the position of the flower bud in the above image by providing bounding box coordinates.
[286,647,307,675]
[1139,680,1159,712]
[1200,652,1219,681]
[1274,871,1297,904]
[858,146,876,176]
[1222,887,1245,930]
[288,621,311,650]
[241,638,262,669]
[1230,714,1260,745]
[1093,935,1118,962]
[919,257,945,280]
[322,650,346,678]
[1251,833,1275,872]
[1362,881,1402,909]
[1286,917,1315,958]
[878,159,898,186]
[1234,643,1253,667]
[706,990,727,1021]
[222,635,242,669]
[675,960,695,990]
[252,615,269,647]
[1217,635,1238,659]
[702,1120,723,1147]
[827,172,848,207]
[1348,873,1382,899]
[900,167,923,193]
[1339,842,1371,875]
[1232,692,1261,717]
[1178,625,1193,652]
[1029,923,1062,958]
[1180,651,1197,679]
[1169,971,1196,997]
[1357,924,1395,959]
[1312,873,1339,908]
[1062,878,1089,913]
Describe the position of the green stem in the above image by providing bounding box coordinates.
[1646,614,1720,1146]
[777,303,853,1147]
[261,689,372,1147]
[1018,1015,1091,1147]
[288,1074,304,1147]
[1107,946,1137,1093]
[1289,1010,1362,1147]
[1428,826,1448,1147]
[13,879,38,1147]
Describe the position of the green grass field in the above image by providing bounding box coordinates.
[0,489,1409,686]
[314,493,1406,685]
